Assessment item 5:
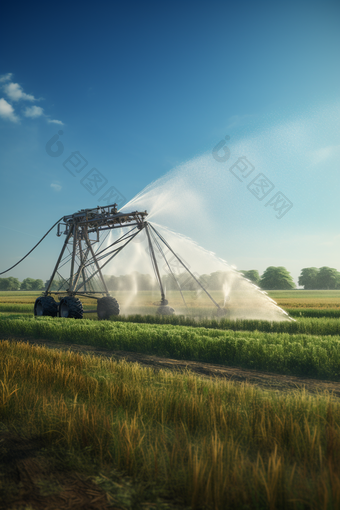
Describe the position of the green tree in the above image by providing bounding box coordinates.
[316,267,340,290]
[260,266,295,290]
[45,278,67,291]
[105,272,157,292]
[298,268,319,289]
[20,278,35,290]
[240,270,260,285]
[32,279,44,290]
[0,277,21,291]
[21,278,44,290]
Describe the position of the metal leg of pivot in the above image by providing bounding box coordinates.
[149,223,221,310]
[145,224,167,305]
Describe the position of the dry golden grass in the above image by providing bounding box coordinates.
[1,339,340,508]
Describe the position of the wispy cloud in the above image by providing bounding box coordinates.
[0,98,19,123]
[0,73,64,125]
[47,119,64,125]
[50,182,62,192]
[0,73,13,83]
[24,105,44,118]
[309,145,340,165]
[4,82,36,102]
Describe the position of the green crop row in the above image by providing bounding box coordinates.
[0,303,97,314]
[0,303,34,313]
[286,308,340,318]
[2,306,340,336]
[111,313,340,336]
[1,314,340,381]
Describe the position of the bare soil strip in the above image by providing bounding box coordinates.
[0,431,118,510]
[4,336,340,397]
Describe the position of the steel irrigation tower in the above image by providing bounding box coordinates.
[34,203,225,319]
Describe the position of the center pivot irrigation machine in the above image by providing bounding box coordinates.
[33,203,227,320]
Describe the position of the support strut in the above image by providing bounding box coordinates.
[149,224,221,310]
[145,224,167,305]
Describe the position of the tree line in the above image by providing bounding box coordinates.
[1,266,340,291]
[105,267,340,291]
[0,277,44,291]
[241,266,340,290]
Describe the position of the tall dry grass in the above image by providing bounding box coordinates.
[1,339,340,508]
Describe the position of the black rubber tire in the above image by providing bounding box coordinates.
[156,305,175,316]
[34,296,58,317]
[58,297,83,319]
[97,296,120,320]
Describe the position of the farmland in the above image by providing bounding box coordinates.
[1,290,340,508]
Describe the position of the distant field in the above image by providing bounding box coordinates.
[0,291,42,302]
[1,289,340,314]
[268,290,340,308]
[268,290,340,298]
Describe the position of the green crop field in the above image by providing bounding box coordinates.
[1,290,340,381]
[1,314,340,380]
[1,288,340,311]
[1,290,340,508]
[268,290,340,309]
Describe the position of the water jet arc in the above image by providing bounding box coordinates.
[35,203,222,319]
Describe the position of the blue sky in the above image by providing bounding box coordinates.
[0,0,339,284]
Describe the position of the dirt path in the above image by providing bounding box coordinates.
[5,336,340,397]
[0,430,119,510]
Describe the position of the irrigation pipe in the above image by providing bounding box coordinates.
[0,217,63,275]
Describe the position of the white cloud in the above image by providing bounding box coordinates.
[24,105,44,118]
[47,119,64,125]
[0,98,19,123]
[309,145,340,165]
[0,74,64,125]
[4,82,35,102]
[0,73,13,83]
[51,182,62,192]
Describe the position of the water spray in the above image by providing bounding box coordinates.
[17,202,224,319]
[0,200,291,321]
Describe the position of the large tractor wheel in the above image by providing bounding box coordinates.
[58,297,83,319]
[97,296,120,320]
[34,296,58,317]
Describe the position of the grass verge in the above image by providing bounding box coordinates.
[2,339,340,509]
